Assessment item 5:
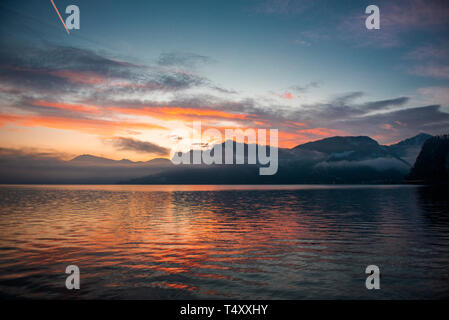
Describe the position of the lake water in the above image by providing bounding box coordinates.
[0,184,448,299]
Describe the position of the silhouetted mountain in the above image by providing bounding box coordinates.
[0,134,439,184]
[294,136,403,162]
[296,135,377,153]
[408,135,449,183]
[386,133,432,165]
[146,158,172,166]
[127,135,413,184]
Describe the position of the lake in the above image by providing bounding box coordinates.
[0,184,448,299]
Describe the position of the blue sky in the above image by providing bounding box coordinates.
[0,0,448,159]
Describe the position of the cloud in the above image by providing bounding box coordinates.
[110,137,169,156]
[381,0,449,28]
[109,105,250,122]
[335,105,449,143]
[0,147,69,162]
[94,94,268,122]
[0,112,165,136]
[294,39,311,46]
[272,91,448,144]
[210,86,238,94]
[290,82,320,92]
[299,93,408,120]
[90,90,448,146]
[315,157,410,171]
[333,91,364,105]
[297,128,347,138]
[254,0,312,15]
[31,100,101,114]
[406,42,449,60]
[418,87,449,107]
[0,45,140,88]
[362,97,409,112]
[0,44,210,102]
[1,40,448,151]
[408,63,449,79]
[0,43,234,141]
[273,91,294,100]
[339,0,449,48]
[404,39,449,80]
[157,52,214,68]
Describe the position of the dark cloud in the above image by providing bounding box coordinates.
[0,46,87,95]
[296,93,409,123]
[157,72,206,89]
[340,105,449,137]
[39,46,140,75]
[333,91,364,105]
[362,97,409,111]
[0,68,65,96]
[1,42,448,147]
[277,103,449,144]
[268,94,448,143]
[0,44,210,101]
[0,44,138,78]
[111,137,169,156]
[91,90,449,143]
[210,86,238,94]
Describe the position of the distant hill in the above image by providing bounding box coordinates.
[0,152,173,184]
[69,154,133,166]
[408,135,449,183]
[69,155,172,167]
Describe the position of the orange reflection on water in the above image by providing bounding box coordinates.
[0,185,352,298]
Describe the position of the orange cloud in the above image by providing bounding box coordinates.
[183,125,306,148]
[274,92,294,100]
[50,70,142,88]
[159,107,249,120]
[0,113,165,136]
[297,128,346,137]
[32,100,101,114]
[51,70,107,85]
[283,92,294,100]
[110,106,250,121]
[283,120,307,128]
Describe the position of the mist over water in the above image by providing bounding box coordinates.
[0,185,448,299]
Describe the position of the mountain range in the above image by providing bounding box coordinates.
[0,133,437,184]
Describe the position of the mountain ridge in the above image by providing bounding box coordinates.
[124,133,432,185]
[0,133,436,184]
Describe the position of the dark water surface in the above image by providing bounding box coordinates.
[0,184,448,299]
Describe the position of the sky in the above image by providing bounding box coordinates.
[0,0,448,161]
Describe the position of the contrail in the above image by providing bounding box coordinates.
[50,0,70,34]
